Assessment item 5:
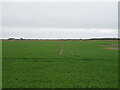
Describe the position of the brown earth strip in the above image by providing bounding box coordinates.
[2,40,119,41]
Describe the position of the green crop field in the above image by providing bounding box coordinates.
[2,40,118,88]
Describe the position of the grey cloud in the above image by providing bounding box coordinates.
[2,2,118,29]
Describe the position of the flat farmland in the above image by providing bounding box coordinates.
[2,40,118,88]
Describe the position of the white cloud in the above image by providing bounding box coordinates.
[2,27,118,39]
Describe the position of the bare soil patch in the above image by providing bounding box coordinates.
[100,44,120,50]
[101,44,120,47]
[105,48,120,50]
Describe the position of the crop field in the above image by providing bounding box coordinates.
[2,40,118,88]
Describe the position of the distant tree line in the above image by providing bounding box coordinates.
[89,38,120,40]
[1,38,120,40]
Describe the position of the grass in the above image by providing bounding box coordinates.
[2,40,118,88]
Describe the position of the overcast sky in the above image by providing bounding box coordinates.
[1,2,118,39]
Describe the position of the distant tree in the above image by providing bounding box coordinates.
[20,38,24,40]
[8,38,15,40]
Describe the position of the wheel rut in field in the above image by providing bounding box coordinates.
[59,44,63,56]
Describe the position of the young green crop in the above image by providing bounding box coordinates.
[2,40,118,88]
